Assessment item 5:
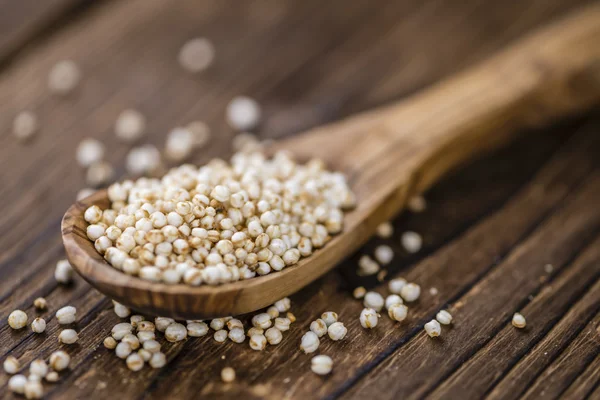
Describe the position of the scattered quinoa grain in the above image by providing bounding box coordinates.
[138,349,152,362]
[13,111,38,142]
[111,322,133,340]
[9,374,27,394]
[401,231,422,253]
[86,161,114,187]
[300,331,320,353]
[360,308,379,329]
[29,359,48,378]
[143,340,161,353]
[374,245,394,265]
[58,329,78,344]
[56,306,76,325]
[228,328,245,343]
[126,145,162,176]
[265,327,283,345]
[436,310,453,325]
[249,334,267,351]
[424,320,441,338]
[4,356,20,374]
[126,353,144,371]
[113,302,131,318]
[214,330,228,343]
[221,367,236,383]
[252,313,272,330]
[45,371,59,382]
[76,138,105,168]
[155,317,174,332]
[104,337,117,349]
[310,319,328,337]
[115,109,146,142]
[226,96,261,131]
[400,283,421,302]
[407,195,426,213]
[210,318,226,331]
[353,286,367,299]
[187,322,209,337]
[327,322,347,341]
[266,306,279,319]
[274,317,291,332]
[385,294,403,310]
[115,342,132,359]
[512,313,526,329]
[33,297,47,310]
[376,222,393,238]
[247,327,263,337]
[357,254,379,276]
[48,60,80,95]
[54,259,74,284]
[178,38,215,73]
[311,355,333,375]
[388,304,408,322]
[24,379,44,399]
[122,333,140,350]
[8,310,28,330]
[321,311,338,327]
[388,278,407,294]
[165,323,187,342]
[363,292,384,311]
[31,318,46,333]
[274,298,291,313]
[286,312,296,323]
[149,352,166,369]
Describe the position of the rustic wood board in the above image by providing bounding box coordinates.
[0,0,598,399]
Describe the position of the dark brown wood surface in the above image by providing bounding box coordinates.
[1,1,598,399]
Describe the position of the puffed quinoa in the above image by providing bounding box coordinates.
[56,306,76,324]
[122,333,141,350]
[130,315,144,328]
[126,145,162,176]
[210,318,226,331]
[360,308,379,329]
[149,352,166,369]
[436,310,453,325]
[76,138,105,167]
[55,259,74,284]
[4,356,19,374]
[363,292,384,312]
[353,286,367,299]
[45,371,59,382]
[267,306,280,319]
[327,322,347,341]
[252,313,272,330]
[407,195,427,212]
[143,340,161,353]
[388,304,408,322]
[165,323,187,342]
[357,254,379,276]
[300,331,320,353]
[401,231,422,253]
[321,311,338,327]
[24,379,44,399]
[31,318,46,333]
[228,328,246,343]
[33,297,47,310]
[137,331,156,344]
[29,360,48,378]
[187,322,209,337]
[226,96,261,131]
[385,294,403,310]
[178,37,215,73]
[9,374,27,394]
[214,330,228,343]
[138,349,152,362]
[274,317,291,332]
[265,327,283,345]
[111,322,133,340]
[115,109,146,142]
[221,366,236,383]
[58,329,78,344]
[374,245,394,265]
[424,320,441,337]
[113,302,131,318]
[86,152,353,285]
[155,317,174,332]
[310,319,328,337]
[104,337,117,349]
[400,283,421,302]
[376,222,393,238]
[311,355,333,375]
[48,59,80,94]
[388,277,407,294]
[512,313,526,329]
[126,353,144,371]
[13,111,38,142]
[116,342,132,359]
[247,327,263,337]
[137,321,155,332]
[287,312,296,323]
[226,319,243,330]
[8,310,28,329]
[249,334,267,351]
[274,298,291,313]
[86,161,114,187]
[76,188,96,201]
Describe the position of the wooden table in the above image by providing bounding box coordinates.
[1,1,599,399]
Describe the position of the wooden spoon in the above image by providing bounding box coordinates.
[62,5,600,319]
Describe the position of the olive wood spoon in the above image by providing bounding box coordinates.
[62,4,600,319]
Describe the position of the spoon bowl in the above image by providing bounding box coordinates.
[62,5,600,319]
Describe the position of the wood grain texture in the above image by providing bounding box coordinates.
[0,0,598,398]
[62,4,600,319]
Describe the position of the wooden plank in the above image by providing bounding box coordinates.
[0,0,93,64]
[342,171,600,398]
[560,353,600,400]
[0,0,596,398]
[516,311,600,399]
[429,246,600,399]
